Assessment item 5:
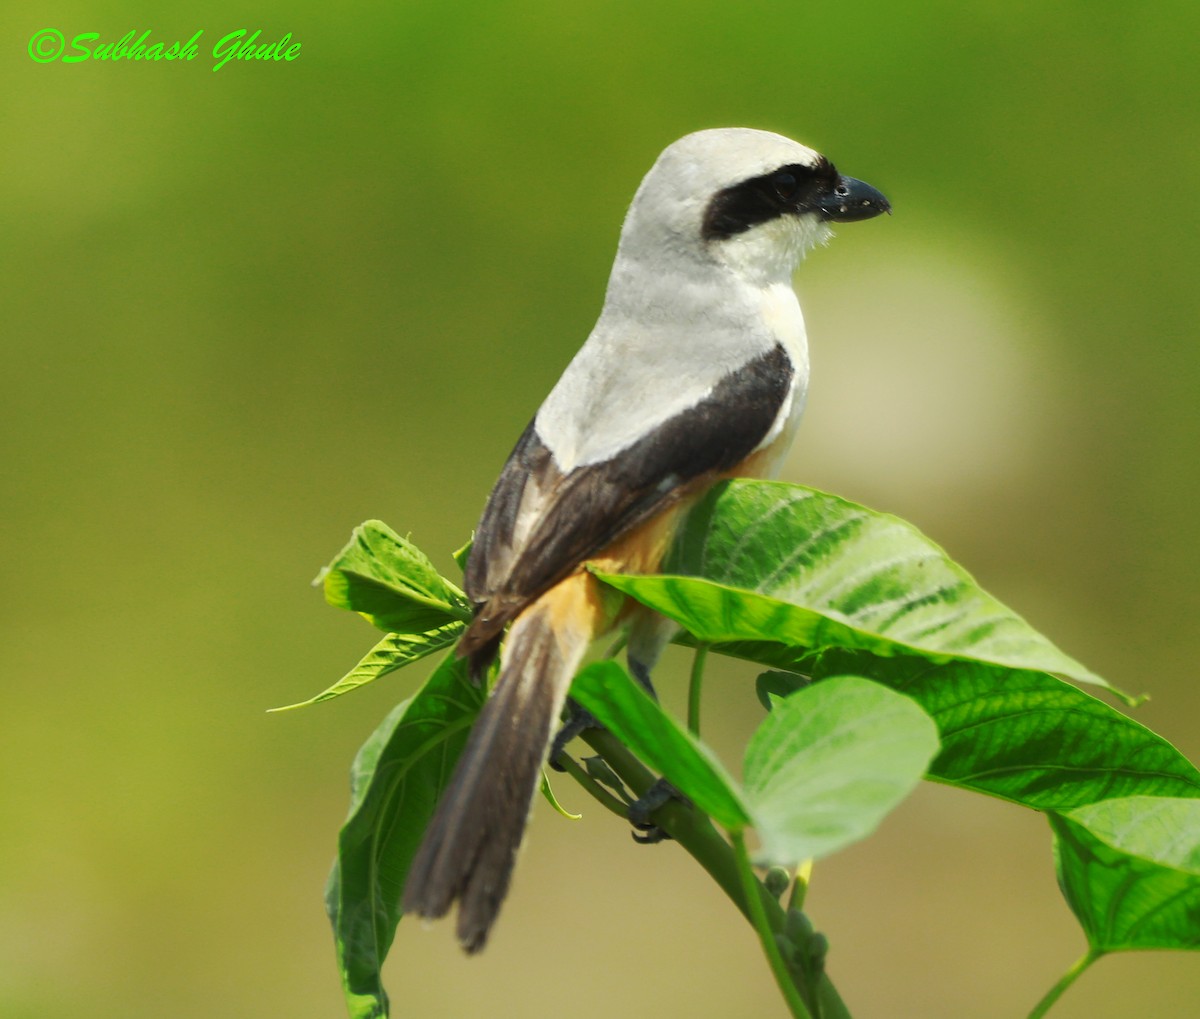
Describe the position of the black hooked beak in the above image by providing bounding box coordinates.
[815,175,891,222]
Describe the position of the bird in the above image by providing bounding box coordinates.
[402,127,890,952]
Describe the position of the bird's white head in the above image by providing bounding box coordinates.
[616,127,890,286]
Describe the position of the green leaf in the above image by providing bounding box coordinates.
[320,520,472,634]
[327,654,484,1019]
[570,665,940,868]
[583,754,633,803]
[569,661,751,830]
[743,675,939,865]
[540,770,583,821]
[755,670,809,711]
[270,622,464,711]
[812,650,1200,810]
[1051,796,1200,951]
[591,480,1128,700]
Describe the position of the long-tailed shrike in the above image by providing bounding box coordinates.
[403,127,890,951]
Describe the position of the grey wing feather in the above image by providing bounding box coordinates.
[460,343,793,666]
[463,419,558,605]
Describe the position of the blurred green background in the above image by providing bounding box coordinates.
[5,2,1199,1016]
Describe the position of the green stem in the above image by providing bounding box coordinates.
[731,831,812,1019]
[577,728,828,1016]
[580,730,743,912]
[604,633,629,659]
[581,728,771,925]
[1026,949,1102,1019]
[688,644,708,735]
[554,753,630,818]
[787,859,816,912]
[789,859,814,914]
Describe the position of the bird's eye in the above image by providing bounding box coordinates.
[833,182,850,198]
[772,172,798,201]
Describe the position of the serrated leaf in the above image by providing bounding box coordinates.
[327,654,484,1019]
[452,539,472,573]
[569,661,751,829]
[271,622,464,711]
[322,521,472,634]
[591,480,1127,700]
[743,675,939,865]
[811,649,1200,810]
[1051,796,1200,951]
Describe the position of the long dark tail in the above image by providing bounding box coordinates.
[402,595,589,952]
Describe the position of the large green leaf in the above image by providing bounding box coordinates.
[320,520,472,634]
[327,654,483,1019]
[592,480,1125,699]
[570,665,938,866]
[272,622,464,711]
[1051,796,1200,951]
[811,650,1200,810]
[744,675,938,864]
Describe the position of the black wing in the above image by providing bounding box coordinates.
[460,343,794,661]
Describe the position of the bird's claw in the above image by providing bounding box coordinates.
[549,703,601,771]
[627,777,688,843]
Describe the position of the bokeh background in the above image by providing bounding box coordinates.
[5,2,1199,1016]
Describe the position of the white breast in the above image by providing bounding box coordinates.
[535,263,810,473]
[750,281,810,472]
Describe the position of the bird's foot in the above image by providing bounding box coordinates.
[628,778,689,844]
[549,702,601,771]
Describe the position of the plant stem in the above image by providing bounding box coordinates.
[731,831,812,1019]
[604,633,629,659]
[789,859,814,914]
[688,644,708,734]
[581,729,746,912]
[554,753,630,818]
[577,727,830,1015]
[581,728,770,925]
[1026,949,1102,1019]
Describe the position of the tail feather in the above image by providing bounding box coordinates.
[403,598,589,952]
